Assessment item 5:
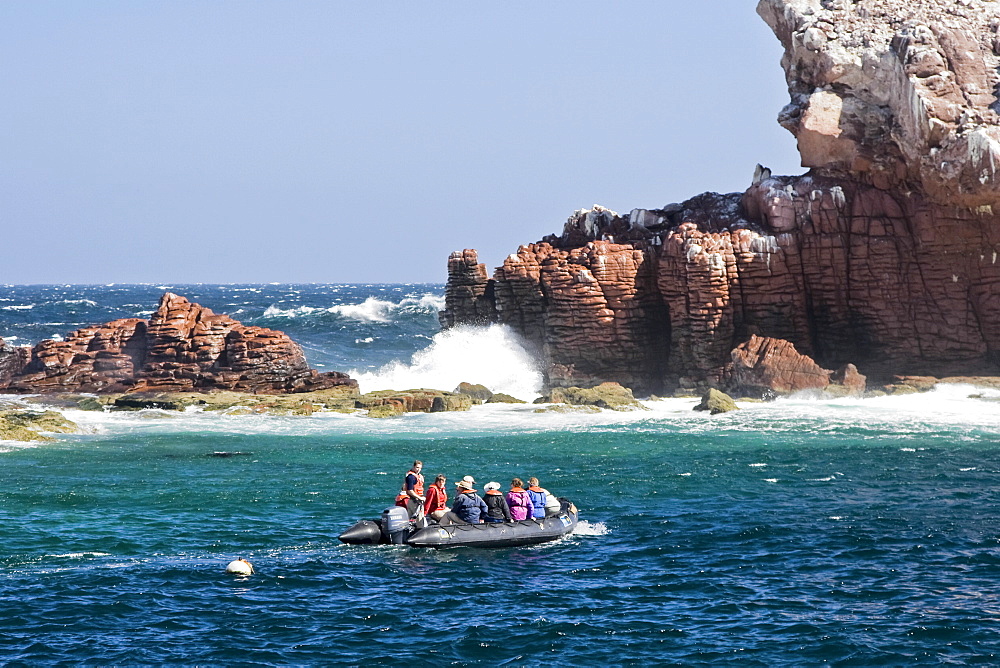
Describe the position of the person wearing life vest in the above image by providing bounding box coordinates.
[527,476,561,518]
[444,476,488,524]
[423,474,448,521]
[482,481,512,523]
[397,460,425,520]
[505,478,534,521]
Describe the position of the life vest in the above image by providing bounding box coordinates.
[507,488,530,507]
[527,486,547,518]
[424,484,447,512]
[401,470,424,497]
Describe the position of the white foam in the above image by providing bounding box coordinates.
[47,552,111,559]
[332,298,391,322]
[1,304,34,310]
[572,520,609,536]
[7,379,999,444]
[351,325,543,399]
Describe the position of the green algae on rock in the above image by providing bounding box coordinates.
[99,387,361,415]
[453,382,494,404]
[357,389,473,414]
[0,409,81,442]
[534,382,646,411]
[693,388,740,415]
[486,393,527,404]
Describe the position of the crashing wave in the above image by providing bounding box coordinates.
[351,324,543,399]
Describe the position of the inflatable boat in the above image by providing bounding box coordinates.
[339,499,579,549]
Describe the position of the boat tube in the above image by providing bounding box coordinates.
[338,499,579,549]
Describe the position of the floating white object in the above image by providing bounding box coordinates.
[226,559,254,575]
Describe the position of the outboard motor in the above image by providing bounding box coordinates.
[381,506,411,545]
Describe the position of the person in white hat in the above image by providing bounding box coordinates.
[482,481,512,523]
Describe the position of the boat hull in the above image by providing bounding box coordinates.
[338,500,579,549]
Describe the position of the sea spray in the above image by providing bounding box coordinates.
[350,324,543,399]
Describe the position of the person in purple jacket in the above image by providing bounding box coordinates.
[505,478,534,521]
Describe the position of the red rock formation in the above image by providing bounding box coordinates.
[440,1,1000,394]
[728,335,832,395]
[439,250,497,328]
[830,363,867,396]
[3,293,356,394]
[492,239,668,394]
[0,340,30,388]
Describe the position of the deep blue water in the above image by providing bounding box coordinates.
[1,285,999,665]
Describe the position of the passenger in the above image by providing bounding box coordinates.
[525,477,548,519]
[423,474,449,521]
[482,482,512,523]
[527,476,561,518]
[505,477,534,521]
[398,460,425,521]
[446,477,488,524]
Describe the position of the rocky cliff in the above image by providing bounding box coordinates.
[441,0,1000,395]
[1,293,357,394]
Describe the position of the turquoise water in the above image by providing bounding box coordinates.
[2,285,999,664]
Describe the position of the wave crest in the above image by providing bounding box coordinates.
[262,294,444,324]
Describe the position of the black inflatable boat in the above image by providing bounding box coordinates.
[339,499,579,549]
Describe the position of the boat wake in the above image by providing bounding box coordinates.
[572,521,609,536]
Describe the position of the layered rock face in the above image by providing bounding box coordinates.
[758,0,1000,207]
[2,293,356,394]
[0,341,30,388]
[440,0,1000,394]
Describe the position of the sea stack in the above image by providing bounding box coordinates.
[0,292,357,395]
[440,0,1000,395]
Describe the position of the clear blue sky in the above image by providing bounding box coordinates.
[2,1,801,284]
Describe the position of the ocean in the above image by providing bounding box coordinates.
[1,284,999,665]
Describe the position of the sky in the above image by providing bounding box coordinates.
[2,1,802,284]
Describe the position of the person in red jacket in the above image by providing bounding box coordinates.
[423,474,448,521]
